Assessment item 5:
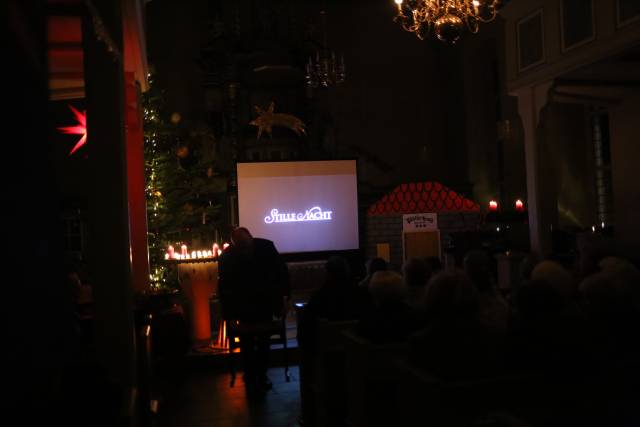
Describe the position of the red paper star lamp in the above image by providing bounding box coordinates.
[58,105,87,156]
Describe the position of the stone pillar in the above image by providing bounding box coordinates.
[82,1,136,389]
[514,83,553,259]
[125,72,150,293]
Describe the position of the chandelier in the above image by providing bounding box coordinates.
[393,0,502,44]
[305,10,346,88]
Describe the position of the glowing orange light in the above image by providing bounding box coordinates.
[489,200,498,211]
[58,105,87,156]
[214,320,230,350]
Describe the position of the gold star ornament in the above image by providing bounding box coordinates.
[249,101,306,140]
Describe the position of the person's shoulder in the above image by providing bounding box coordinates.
[219,246,239,261]
[254,237,274,246]
[254,238,279,253]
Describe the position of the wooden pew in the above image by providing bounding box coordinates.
[298,317,358,427]
[342,330,409,427]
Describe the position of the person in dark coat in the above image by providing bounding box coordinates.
[218,227,291,393]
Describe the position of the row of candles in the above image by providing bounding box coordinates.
[165,243,230,260]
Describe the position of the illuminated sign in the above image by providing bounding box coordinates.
[264,206,333,224]
[402,213,438,232]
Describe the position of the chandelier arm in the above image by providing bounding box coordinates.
[465,14,480,34]
[475,8,497,23]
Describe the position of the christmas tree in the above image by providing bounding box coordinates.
[143,73,227,289]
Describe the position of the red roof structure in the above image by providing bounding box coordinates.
[368,181,480,215]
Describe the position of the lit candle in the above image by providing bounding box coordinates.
[165,253,170,260]
[197,250,202,258]
[515,199,524,211]
[223,243,230,250]
[207,250,213,257]
[489,200,498,211]
[181,244,187,256]
[191,251,196,259]
[213,243,219,256]
[168,245,175,257]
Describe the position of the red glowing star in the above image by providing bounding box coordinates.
[58,105,87,156]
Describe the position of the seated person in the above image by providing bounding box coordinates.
[358,257,388,290]
[425,256,443,275]
[409,270,503,380]
[358,271,419,344]
[507,277,589,374]
[579,257,640,361]
[298,256,363,352]
[403,257,431,312]
[463,250,508,333]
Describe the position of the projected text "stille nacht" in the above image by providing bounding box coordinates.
[264,206,333,224]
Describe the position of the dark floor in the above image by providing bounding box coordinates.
[156,363,302,427]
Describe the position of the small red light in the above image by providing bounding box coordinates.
[489,200,498,211]
[515,199,524,211]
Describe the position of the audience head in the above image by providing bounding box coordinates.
[519,254,538,282]
[403,258,430,288]
[598,256,640,310]
[366,257,388,276]
[515,279,566,323]
[579,273,618,314]
[463,250,494,292]
[369,270,406,306]
[425,256,443,275]
[531,260,575,299]
[325,255,352,287]
[231,227,254,252]
[424,270,478,321]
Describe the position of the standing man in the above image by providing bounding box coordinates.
[218,227,290,394]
